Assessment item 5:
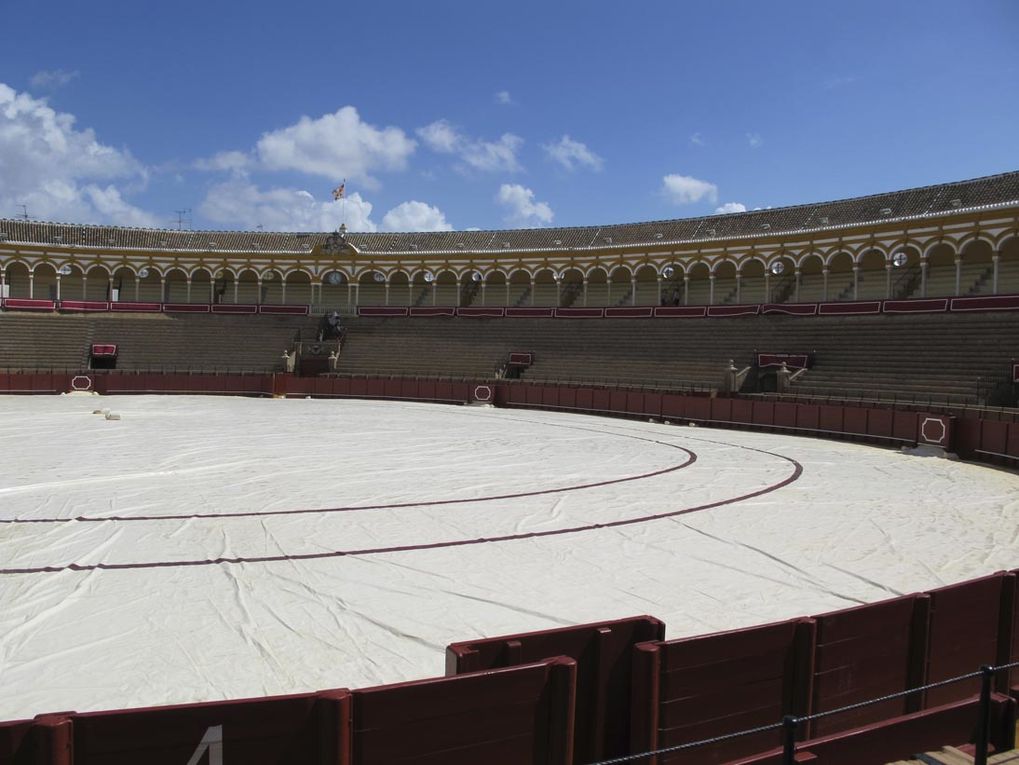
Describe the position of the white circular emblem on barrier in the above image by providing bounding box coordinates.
[473,385,493,403]
[920,417,946,445]
[71,375,94,392]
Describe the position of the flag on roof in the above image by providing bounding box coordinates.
[332,182,346,200]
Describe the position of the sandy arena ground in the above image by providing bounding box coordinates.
[1,395,1017,719]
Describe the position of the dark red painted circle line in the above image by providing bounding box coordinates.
[0,433,696,525]
[0,450,802,575]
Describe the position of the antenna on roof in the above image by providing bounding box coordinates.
[256,223,264,231]
[17,204,31,221]
[173,209,192,230]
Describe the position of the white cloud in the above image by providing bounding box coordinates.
[496,184,553,225]
[661,174,718,206]
[543,134,603,172]
[0,82,158,225]
[417,119,523,173]
[714,202,747,214]
[200,179,377,232]
[495,90,513,105]
[690,132,705,147]
[255,106,416,186]
[747,132,763,148]
[29,69,79,90]
[194,150,251,173]
[381,201,452,232]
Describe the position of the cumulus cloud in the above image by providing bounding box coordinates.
[193,150,251,173]
[495,90,513,105]
[543,134,603,172]
[200,179,377,232]
[496,183,553,225]
[689,132,705,147]
[0,82,159,225]
[29,69,79,90]
[381,200,452,232]
[417,119,523,173]
[254,106,415,187]
[747,132,763,148]
[714,202,747,214]
[661,174,718,206]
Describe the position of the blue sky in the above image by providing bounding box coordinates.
[1,0,1017,232]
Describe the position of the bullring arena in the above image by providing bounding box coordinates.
[3,172,1019,764]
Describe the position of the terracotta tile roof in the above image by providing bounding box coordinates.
[1,171,1016,256]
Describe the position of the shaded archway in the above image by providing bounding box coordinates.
[260,269,284,305]
[999,236,1019,294]
[111,266,136,304]
[53,263,82,301]
[387,270,410,307]
[634,264,658,306]
[433,270,458,306]
[559,267,584,307]
[686,261,711,305]
[410,270,433,308]
[136,265,163,303]
[959,239,994,296]
[887,246,921,299]
[826,251,855,301]
[659,264,682,306]
[320,270,349,311]
[482,270,507,307]
[460,269,483,307]
[163,268,189,303]
[740,259,768,304]
[3,261,31,299]
[33,262,58,301]
[856,249,888,300]
[357,270,387,307]
[191,268,214,304]
[584,267,608,307]
[532,268,557,307]
[712,260,737,305]
[924,242,957,298]
[608,266,631,306]
[795,254,824,302]
[235,269,259,304]
[508,269,530,307]
[84,265,111,302]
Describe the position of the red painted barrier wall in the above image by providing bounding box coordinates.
[808,596,923,737]
[350,659,576,765]
[630,619,815,764]
[446,616,664,763]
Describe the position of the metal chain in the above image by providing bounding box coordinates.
[585,661,1019,765]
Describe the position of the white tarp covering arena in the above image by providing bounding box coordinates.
[1,395,1017,720]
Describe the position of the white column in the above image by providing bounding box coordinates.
[954,257,961,296]
[822,268,829,301]
[82,275,88,300]
[160,277,166,303]
[55,275,61,301]
[582,278,588,307]
[347,282,353,311]
[764,272,770,303]
[456,281,461,307]
[852,266,859,300]
[993,254,999,294]
[630,276,637,306]
[794,269,801,302]
[256,278,262,305]
[384,281,390,306]
[529,278,535,306]
[186,279,192,303]
[432,282,437,306]
[408,282,413,306]
[353,283,360,308]
[885,264,892,299]
[481,281,487,306]
[556,278,561,307]
[920,259,928,298]
[29,272,34,299]
[233,278,239,304]
[683,275,689,306]
[108,276,114,302]
[0,269,5,299]
[656,277,662,305]
[135,276,140,302]
[505,281,510,306]
[708,274,715,304]
[209,279,215,304]
[735,273,742,303]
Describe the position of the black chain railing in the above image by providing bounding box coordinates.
[587,660,1019,765]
